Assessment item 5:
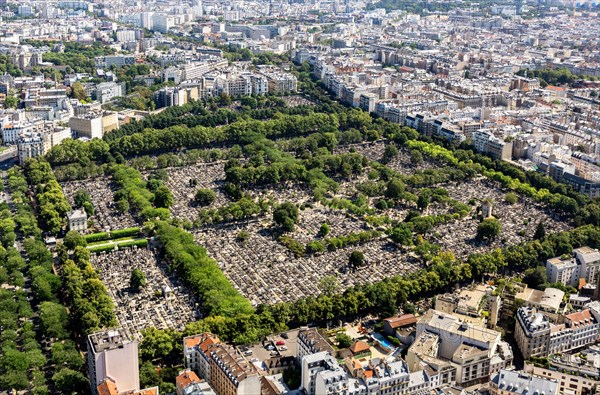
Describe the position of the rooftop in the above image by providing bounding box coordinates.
[383,313,417,329]
[491,369,558,395]
[88,328,133,354]
[418,309,500,347]
[175,370,201,388]
[566,309,597,328]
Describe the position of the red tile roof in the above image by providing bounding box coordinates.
[97,379,118,395]
[566,309,596,328]
[176,371,201,388]
[349,340,370,354]
[384,314,417,329]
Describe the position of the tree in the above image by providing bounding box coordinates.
[52,368,88,394]
[403,302,416,314]
[83,201,95,217]
[39,302,69,340]
[51,341,83,370]
[388,224,413,246]
[504,192,518,205]
[4,95,18,109]
[410,150,423,165]
[218,92,232,106]
[382,144,398,163]
[195,188,216,206]
[130,269,146,292]
[116,199,130,213]
[476,218,502,241]
[70,82,87,101]
[73,189,91,207]
[140,361,160,389]
[414,238,440,264]
[523,266,547,289]
[318,275,339,296]
[385,179,405,200]
[153,186,173,209]
[336,333,352,349]
[534,221,546,240]
[140,327,175,360]
[417,193,430,211]
[63,230,87,250]
[318,223,330,237]
[273,202,299,232]
[349,250,365,268]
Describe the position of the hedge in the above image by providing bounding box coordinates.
[88,238,147,253]
[88,244,116,253]
[84,232,110,243]
[83,227,142,243]
[109,227,142,239]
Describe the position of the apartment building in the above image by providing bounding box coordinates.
[435,284,493,319]
[95,82,126,104]
[490,369,558,395]
[17,132,45,165]
[546,246,600,287]
[95,55,136,68]
[3,121,34,144]
[87,329,140,395]
[153,87,195,108]
[183,333,221,384]
[564,309,600,350]
[214,73,268,97]
[296,328,335,362]
[209,343,261,395]
[22,87,68,109]
[525,364,600,395]
[407,309,510,387]
[301,352,349,395]
[472,130,513,161]
[515,307,552,359]
[16,124,70,164]
[515,304,600,359]
[69,110,118,139]
[263,72,297,94]
[514,285,564,317]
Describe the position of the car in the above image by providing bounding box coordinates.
[243,350,253,356]
[276,340,285,346]
[281,332,289,339]
[266,345,275,351]
[250,358,259,363]
[270,351,279,356]
[278,346,288,351]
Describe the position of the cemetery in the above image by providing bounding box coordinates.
[56,136,575,318]
[90,247,201,340]
[62,178,138,231]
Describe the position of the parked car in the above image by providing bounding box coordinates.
[266,344,275,351]
[276,340,285,346]
[243,350,253,356]
[279,346,288,351]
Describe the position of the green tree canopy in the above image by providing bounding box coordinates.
[349,250,365,268]
[336,333,353,349]
[63,230,87,250]
[153,185,174,209]
[130,269,147,292]
[273,202,299,232]
[195,188,216,206]
[476,218,502,241]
